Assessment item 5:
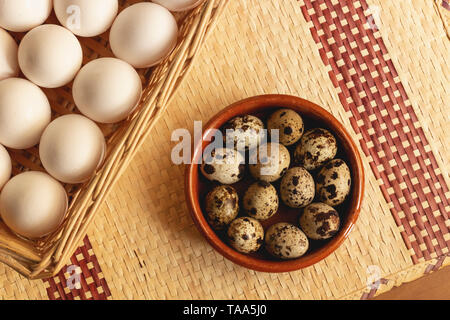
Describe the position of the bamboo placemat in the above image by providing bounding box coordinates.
[0,0,449,300]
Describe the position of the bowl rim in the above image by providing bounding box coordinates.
[185,94,365,273]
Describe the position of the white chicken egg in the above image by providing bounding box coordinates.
[153,0,204,12]
[0,144,11,190]
[0,171,68,239]
[18,24,83,88]
[0,28,18,81]
[54,0,119,37]
[0,0,52,32]
[73,58,142,123]
[109,2,178,68]
[0,78,51,149]
[39,114,106,184]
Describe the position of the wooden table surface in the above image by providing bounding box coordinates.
[375,265,450,299]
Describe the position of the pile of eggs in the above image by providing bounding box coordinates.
[200,109,352,260]
[0,0,204,239]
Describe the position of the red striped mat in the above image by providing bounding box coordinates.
[300,0,450,263]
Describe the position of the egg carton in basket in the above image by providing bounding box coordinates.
[0,0,228,279]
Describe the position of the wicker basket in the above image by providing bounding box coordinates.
[0,0,227,280]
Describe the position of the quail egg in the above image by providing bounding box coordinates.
[265,222,309,259]
[201,147,245,184]
[249,142,290,182]
[227,217,264,254]
[294,128,337,171]
[205,185,239,230]
[316,159,351,206]
[267,109,304,146]
[222,115,264,150]
[299,202,340,240]
[280,167,315,208]
[243,181,278,221]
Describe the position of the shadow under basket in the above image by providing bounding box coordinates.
[0,0,228,280]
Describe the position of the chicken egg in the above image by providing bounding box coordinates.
[54,0,119,37]
[18,24,83,88]
[0,78,51,149]
[0,171,68,239]
[0,28,18,81]
[152,0,205,12]
[0,0,52,32]
[39,114,106,184]
[0,144,11,190]
[73,58,142,123]
[109,2,178,68]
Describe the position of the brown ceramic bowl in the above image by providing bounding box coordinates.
[185,94,364,272]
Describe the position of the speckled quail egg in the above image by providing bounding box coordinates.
[294,128,337,171]
[280,167,315,208]
[265,222,309,259]
[316,159,351,206]
[243,181,278,220]
[201,147,245,184]
[299,202,340,240]
[227,217,264,254]
[222,115,264,150]
[267,109,304,146]
[249,142,290,182]
[205,185,239,230]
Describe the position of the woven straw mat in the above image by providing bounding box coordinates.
[0,0,449,300]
